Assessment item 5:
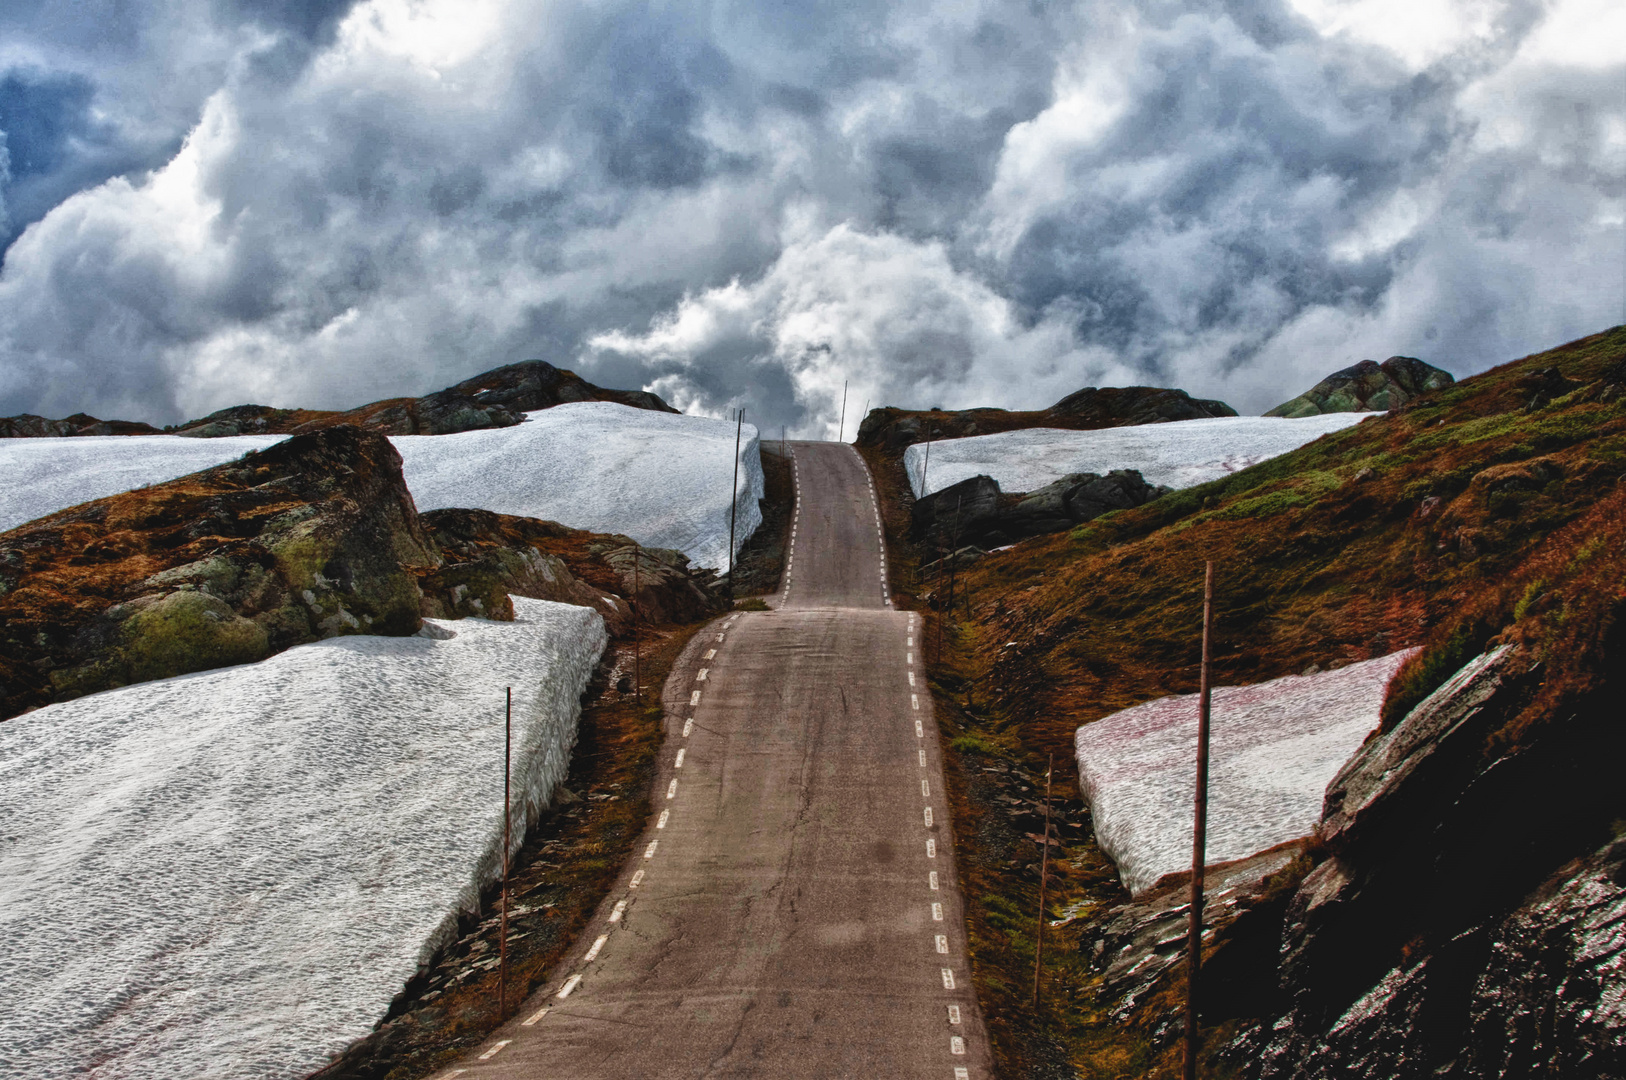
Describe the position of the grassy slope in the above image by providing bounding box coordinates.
[867,324,1626,1077]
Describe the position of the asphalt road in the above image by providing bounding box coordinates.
[444,442,991,1079]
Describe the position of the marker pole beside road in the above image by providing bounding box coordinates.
[1184,562,1216,1080]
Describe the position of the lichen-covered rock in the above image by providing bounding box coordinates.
[415,507,724,634]
[1265,356,1454,417]
[0,426,438,719]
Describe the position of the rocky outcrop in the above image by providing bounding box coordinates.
[1265,356,1453,417]
[415,508,724,633]
[0,413,162,437]
[857,386,1236,452]
[3,360,677,440]
[911,469,1168,550]
[0,427,439,719]
[1211,643,1626,1078]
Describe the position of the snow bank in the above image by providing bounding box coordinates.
[0,598,606,1080]
[0,434,287,533]
[392,402,762,571]
[904,413,1372,497]
[1073,651,1414,896]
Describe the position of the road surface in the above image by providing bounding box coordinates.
[444,442,991,1079]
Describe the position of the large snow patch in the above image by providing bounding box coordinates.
[0,404,764,571]
[0,598,606,1080]
[385,403,761,571]
[0,434,287,533]
[1074,651,1415,896]
[904,414,1372,498]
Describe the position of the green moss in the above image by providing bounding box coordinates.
[122,590,270,682]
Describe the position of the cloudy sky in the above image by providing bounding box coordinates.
[0,0,1620,433]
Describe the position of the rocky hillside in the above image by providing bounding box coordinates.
[856,385,1236,452]
[0,426,723,721]
[0,359,675,440]
[864,325,1626,1076]
[1265,355,1454,417]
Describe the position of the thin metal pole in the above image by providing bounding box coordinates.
[1033,753,1053,1006]
[920,437,933,498]
[501,687,512,1019]
[1184,562,1216,1080]
[838,380,848,443]
[727,410,743,600]
[633,542,641,701]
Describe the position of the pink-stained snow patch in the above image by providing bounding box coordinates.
[1074,650,1415,896]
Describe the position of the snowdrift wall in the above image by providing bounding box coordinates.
[0,402,765,573]
[0,598,606,1080]
[904,413,1371,498]
[394,402,764,572]
[1074,651,1414,896]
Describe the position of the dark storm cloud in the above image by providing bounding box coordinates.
[0,0,1619,431]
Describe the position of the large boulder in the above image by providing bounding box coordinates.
[1266,356,1453,417]
[0,426,439,719]
[414,508,725,632]
[911,470,1167,550]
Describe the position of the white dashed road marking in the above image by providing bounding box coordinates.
[927,839,937,857]
[951,1036,966,1056]
[916,719,924,737]
[644,840,659,858]
[690,690,702,706]
[948,1005,961,1024]
[921,779,930,797]
[478,1040,511,1060]
[630,869,645,888]
[657,809,670,829]
[667,779,678,798]
[674,748,685,768]
[557,975,582,999]
[610,899,628,922]
[584,934,609,962]
[924,807,934,827]
[522,1005,550,1027]
[932,902,944,920]
[941,968,956,989]
[929,871,939,890]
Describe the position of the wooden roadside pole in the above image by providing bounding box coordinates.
[632,542,641,702]
[500,687,512,1019]
[839,381,848,443]
[727,409,743,600]
[1033,752,1054,1006]
[1184,562,1216,1080]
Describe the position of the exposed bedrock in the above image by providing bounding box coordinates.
[0,426,438,719]
[1215,643,1626,1079]
[856,385,1236,452]
[1265,356,1454,418]
[910,469,1168,550]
